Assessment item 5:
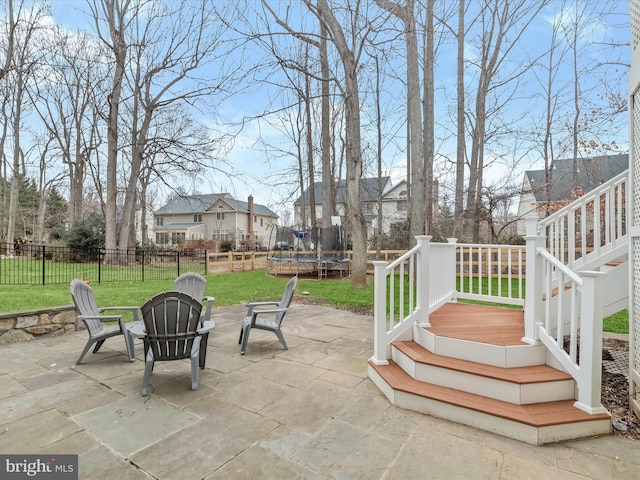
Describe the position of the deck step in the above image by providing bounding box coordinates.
[368,360,611,445]
[392,341,575,404]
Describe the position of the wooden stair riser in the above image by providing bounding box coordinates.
[392,345,576,405]
[368,362,611,446]
[413,325,547,368]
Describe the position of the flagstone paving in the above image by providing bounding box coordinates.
[0,303,638,479]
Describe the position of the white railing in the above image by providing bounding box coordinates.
[455,243,526,307]
[371,236,431,365]
[370,237,526,364]
[372,231,608,414]
[537,169,628,271]
[530,248,608,414]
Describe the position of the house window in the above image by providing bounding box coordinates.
[194,214,202,223]
[254,215,257,223]
[217,212,225,220]
[397,200,407,211]
[156,232,169,244]
[260,218,263,227]
[212,230,229,241]
[156,216,164,226]
[362,203,374,215]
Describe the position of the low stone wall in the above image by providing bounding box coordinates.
[0,306,79,344]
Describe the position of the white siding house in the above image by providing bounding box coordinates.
[153,193,278,250]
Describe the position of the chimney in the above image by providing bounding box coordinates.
[247,195,254,238]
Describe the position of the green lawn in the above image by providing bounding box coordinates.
[0,270,374,316]
[0,270,627,334]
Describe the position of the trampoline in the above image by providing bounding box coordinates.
[267,224,349,278]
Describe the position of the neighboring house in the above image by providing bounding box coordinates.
[293,177,411,239]
[516,154,629,235]
[153,193,278,250]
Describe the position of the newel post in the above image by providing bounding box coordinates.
[523,218,545,344]
[447,238,458,303]
[416,235,432,327]
[371,260,389,365]
[575,271,609,415]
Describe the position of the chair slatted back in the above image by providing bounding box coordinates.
[275,277,298,326]
[70,279,103,335]
[141,291,202,361]
[174,272,206,301]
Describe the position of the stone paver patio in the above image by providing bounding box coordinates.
[0,303,638,479]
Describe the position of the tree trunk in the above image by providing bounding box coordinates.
[320,21,333,235]
[315,0,368,287]
[453,0,465,240]
[423,0,435,235]
[99,0,129,254]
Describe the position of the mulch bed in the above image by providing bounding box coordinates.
[602,338,640,441]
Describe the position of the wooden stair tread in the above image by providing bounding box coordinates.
[370,360,610,427]
[393,341,572,384]
[427,303,527,345]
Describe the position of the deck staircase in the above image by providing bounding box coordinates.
[368,170,629,445]
[368,304,611,445]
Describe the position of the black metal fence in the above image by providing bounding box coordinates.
[0,243,207,285]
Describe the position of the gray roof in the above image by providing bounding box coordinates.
[155,193,278,218]
[155,194,230,215]
[525,154,628,203]
[215,198,278,218]
[293,177,391,205]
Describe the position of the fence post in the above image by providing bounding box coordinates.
[415,235,432,326]
[177,251,181,277]
[574,271,608,414]
[523,218,545,344]
[371,260,389,365]
[142,250,145,282]
[98,249,102,284]
[41,245,46,285]
[204,250,208,275]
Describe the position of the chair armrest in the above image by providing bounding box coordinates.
[249,307,288,326]
[99,306,142,323]
[250,307,288,317]
[127,321,146,338]
[245,301,278,316]
[198,320,215,334]
[201,296,215,323]
[78,314,123,323]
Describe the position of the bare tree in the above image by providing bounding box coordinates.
[2,0,46,248]
[30,27,105,226]
[88,0,131,253]
[376,0,426,243]
[464,0,546,242]
[453,0,466,240]
[119,1,239,250]
[306,0,370,286]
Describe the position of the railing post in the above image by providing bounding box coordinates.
[523,218,545,344]
[371,260,389,365]
[574,271,609,415]
[447,238,458,302]
[416,235,432,327]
